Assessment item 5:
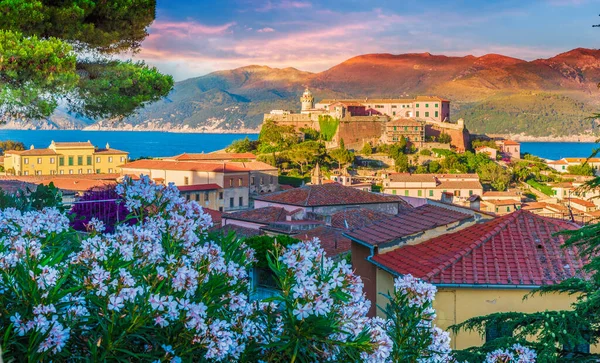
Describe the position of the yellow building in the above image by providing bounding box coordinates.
[348,210,594,352]
[4,141,128,176]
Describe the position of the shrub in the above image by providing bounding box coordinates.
[419,149,432,156]
[0,176,456,362]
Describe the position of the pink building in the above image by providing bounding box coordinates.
[495,140,521,159]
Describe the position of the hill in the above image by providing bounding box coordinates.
[8,48,600,138]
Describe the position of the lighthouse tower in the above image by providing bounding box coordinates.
[300,88,314,113]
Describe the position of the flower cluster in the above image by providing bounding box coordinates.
[485,344,537,362]
[0,175,466,362]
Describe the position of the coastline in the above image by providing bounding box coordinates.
[486,133,599,143]
[0,127,260,135]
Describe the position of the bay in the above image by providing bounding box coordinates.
[520,142,600,160]
[0,130,258,159]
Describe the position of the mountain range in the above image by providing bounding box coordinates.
[6,48,600,139]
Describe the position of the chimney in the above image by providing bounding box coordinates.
[106,142,110,149]
[30,145,34,150]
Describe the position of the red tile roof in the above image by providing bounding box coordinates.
[568,198,595,208]
[483,199,521,206]
[372,210,584,286]
[5,149,57,156]
[293,226,351,257]
[177,184,222,192]
[203,208,222,225]
[255,183,409,207]
[330,208,393,229]
[499,140,520,146]
[41,178,116,192]
[94,148,129,155]
[223,206,293,224]
[345,204,473,246]
[228,161,278,171]
[219,224,261,238]
[172,152,257,161]
[121,160,249,173]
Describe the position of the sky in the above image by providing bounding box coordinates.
[135,0,600,81]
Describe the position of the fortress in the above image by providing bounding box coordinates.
[263,89,470,151]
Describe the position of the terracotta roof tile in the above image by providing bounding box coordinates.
[228,161,278,171]
[372,210,584,286]
[5,149,57,156]
[330,208,392,229]
[121,160,249,173]
[255,183,409,207]
[218,224,261,238]
[177,184,222,192]
[568,198,595,207]
[172,152,257,161]
[223,207,292,224]
[203,208,222,225]
[293,226,351,257]
[345,204,473,246]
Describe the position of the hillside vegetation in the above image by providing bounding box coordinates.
[11,48,600,137]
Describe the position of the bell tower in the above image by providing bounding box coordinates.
[300,88,314,112]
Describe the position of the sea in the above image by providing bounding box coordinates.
[0,130,259,159]
[0,130,598,160]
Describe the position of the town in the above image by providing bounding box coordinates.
[0,92,599,357]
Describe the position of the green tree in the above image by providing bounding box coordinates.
[567,164,595,176]
[438,133,452,144]
[226,137,258,153]
[395,153,409,172]
[478,163,511,191]
[300,127,320,141]
[329,139,354,170]
[428,160,441,173]
[258,120,298,164]
[361,142,373,156]
[0,140,25,154]
[0,0,173,120]
[287,141,324,174]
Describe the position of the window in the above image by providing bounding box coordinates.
[96,169,101,174]
[69,169,73,174]
[229,198,234,208]
[435,103,439,108]
[78,156,83,165]
[393,111,396,116]
[270,176,274,184]
[238,178,242,186]
[59,170,64,175]
[186,194,190,201]
[50,157,55,164]
[219,207,223,212]
[219,192,223,200]
[24,158,29,165]
[393,126,397,131]
[108,168,113,173]
[87,169,92,174]
[87,156,92,165]
[23,171,28,175]
[435,111,439,118]
[416,111,420,117]
[425,103,429,108]
[68,156,74,166]
[239,196,243,206]
[59,157,64,166]
[96,157,101,163]
[404,190,409,196]
[391,105,397,108]
[229,179,233,187]
[418,190,422,197]
[454,190,460,197]
[204,192,209,201]
[37,158,42,164]
[507,207,510,212]
[120,156,125,162]
[392,190,397,195]
[251,177,255,186]
[469,190,473,196]
[35,170,41,175]
[485,323,512,343]
[416,103,419,108]
[78,169,82,174]
[429,190,433,197]
[195,194,200,202]
[425,112,429,117]
[108,157,113,163]
[184,177,189,185]
[260,177,264,185]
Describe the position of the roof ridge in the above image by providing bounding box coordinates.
[425,211,523,280]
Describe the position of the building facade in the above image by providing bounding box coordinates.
[120,159,251,212]
[382,173,483,204]
[4,141,128,176]
[495,140,521,159]
[384,119,425,146]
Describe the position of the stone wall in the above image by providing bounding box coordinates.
[425,124,470,152]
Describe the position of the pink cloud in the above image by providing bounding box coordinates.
[257,27,275,33]
[150,20,236,37]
